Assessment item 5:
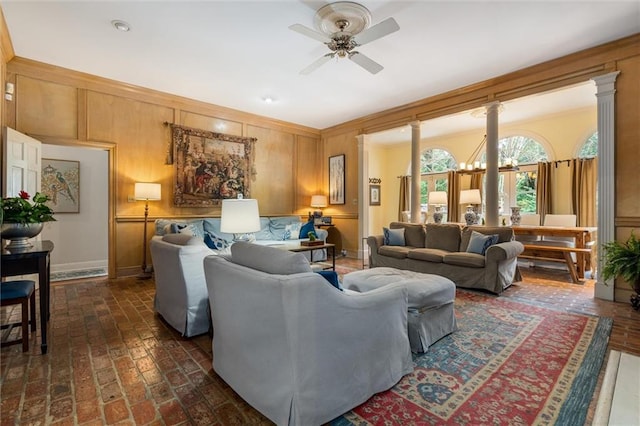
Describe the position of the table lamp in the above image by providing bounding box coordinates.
[220,198,261,242]
[428,191,448,223]
[310,195,328,218]
[135,182,161,279]
[460,189,481,226]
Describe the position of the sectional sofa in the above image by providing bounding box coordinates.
[367,222,524,294]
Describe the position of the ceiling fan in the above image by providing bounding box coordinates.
[289,1,400,75]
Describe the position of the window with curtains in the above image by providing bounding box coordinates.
[578,132,598,158]
[419,148,456,220]
[478,136,549,215]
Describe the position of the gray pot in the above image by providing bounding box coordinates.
[1,222,44,249]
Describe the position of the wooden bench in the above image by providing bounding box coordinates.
[520,244,593,284]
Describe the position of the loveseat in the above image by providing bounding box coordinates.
[367,222,524,294]
[203,242,413,426]
[150,216,328,337]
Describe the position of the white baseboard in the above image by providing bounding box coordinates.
[51,260,108,282]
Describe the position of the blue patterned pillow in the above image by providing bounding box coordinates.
[383,227,405,246]
[316,270,342,290]
[466,231,499,255]
[204,232,231,251]
[168,220,205,239]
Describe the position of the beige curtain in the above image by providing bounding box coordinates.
[398,176,410,221]
[536,161,552,223]
[447,171,460,223]
[572,157,598,226]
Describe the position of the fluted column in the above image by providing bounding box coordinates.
[484,101,501,226]
[410,121,421,223]
[357,134,369,260]
[592,71,619,301]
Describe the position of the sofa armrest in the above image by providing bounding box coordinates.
[485,241,524,262]
[367,235,385,251]
[313,227,328,242]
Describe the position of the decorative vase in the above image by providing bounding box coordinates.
[433,206,444,224]
[464,206,477,226]
[510,206,522,226]
[1,222,44,249]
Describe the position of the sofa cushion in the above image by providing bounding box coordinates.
[390,222,425,248]
[162,233,206,246]
[383,227,405,246]
[443,252,485,268]
[425,223,462,252]
[466,231,499,255]
[284,222,303,240]
[378,245,411,259]
[460,226,515,251]
[406,248,448,263]
[231,242,312,275]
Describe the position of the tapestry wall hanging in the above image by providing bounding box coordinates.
[171,124,257,207]
[41,159,80,213]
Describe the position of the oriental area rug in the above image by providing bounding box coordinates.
[332,290,612,426]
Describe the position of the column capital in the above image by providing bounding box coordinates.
[592,71,620,96]
[484,101,502,112]
[409,120,421,129]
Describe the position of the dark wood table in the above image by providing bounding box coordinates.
[2,240,54,354]
[287,242,336,271]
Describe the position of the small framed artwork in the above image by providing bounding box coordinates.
[41,159,80,213]
[369,184,381,206]
[329,154,345,205]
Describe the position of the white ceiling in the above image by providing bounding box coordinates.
[2,1,638,132]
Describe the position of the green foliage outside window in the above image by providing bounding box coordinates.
[579,132,598,158]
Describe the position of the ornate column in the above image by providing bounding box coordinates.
[484,101,501,227]
[410,120,421,223]
[592,71,619,301]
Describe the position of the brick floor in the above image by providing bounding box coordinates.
[1,259,639,425]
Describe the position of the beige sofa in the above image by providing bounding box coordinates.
[367,223,524,294]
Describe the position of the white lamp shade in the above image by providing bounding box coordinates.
[134,182,161,201]
[428,191,448,205]
[310,195,328,208]
[220,199,261,234]
[459,189,481,205]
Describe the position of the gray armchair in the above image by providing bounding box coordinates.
[203,242,413,426]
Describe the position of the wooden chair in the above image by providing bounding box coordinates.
[1,280,36,352]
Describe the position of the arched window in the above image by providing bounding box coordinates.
[578,132,598,158]
[479,136,549,215]
[419,148,456,221]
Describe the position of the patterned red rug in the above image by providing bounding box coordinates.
[332,290,612,425]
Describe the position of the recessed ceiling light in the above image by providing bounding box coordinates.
[262,96,275,104]
[111,20,131,32]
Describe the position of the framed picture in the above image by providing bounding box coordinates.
[369,184,381,206]
[41,159,80,213]
[329,154,345,205]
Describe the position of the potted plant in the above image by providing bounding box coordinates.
[1,190,55,249]
[601,230,640,310]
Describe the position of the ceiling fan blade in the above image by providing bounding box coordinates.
[353,17,400,46]
[349,52,383,74]
[300,53,334,75]
[289,24,331,43]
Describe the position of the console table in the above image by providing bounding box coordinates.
[1,240,54,354]
[287,243,336,271]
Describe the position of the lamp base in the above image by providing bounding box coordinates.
[232,233,256,243]
[464,206,477,226]
[137,270,152,280]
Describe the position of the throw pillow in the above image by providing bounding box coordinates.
[299,220,317,239]
[204,232,231,251]
[170,221,205,239]
[383,227,405,246]
[466,231,499,255]
[283,222,303,240]
[316,270,342,290]
[162,233,205,246]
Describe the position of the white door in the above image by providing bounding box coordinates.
[2,127,42,197]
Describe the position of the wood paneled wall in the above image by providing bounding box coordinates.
[3,58,321,277]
